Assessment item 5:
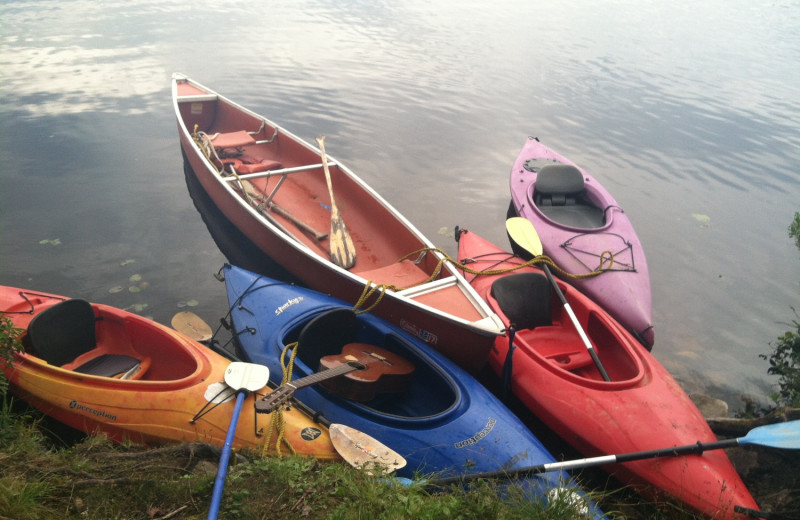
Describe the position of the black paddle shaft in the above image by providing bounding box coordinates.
[540,262,612,382]
[428,437,741,486]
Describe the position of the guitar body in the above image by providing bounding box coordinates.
[319,343,415,402]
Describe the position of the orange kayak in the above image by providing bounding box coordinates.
[0,285,339,460]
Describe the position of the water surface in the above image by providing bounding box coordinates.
[2,0,799,410]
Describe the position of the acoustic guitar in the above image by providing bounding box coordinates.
[255,343,415,413]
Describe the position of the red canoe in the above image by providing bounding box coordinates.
[455,227,758,519]
[172,73,503,373]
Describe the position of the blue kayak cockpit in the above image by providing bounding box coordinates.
[277,308,461,422]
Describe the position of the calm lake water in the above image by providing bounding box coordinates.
[1,0,798,411]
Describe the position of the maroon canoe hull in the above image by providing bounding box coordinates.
[173,74,503,373]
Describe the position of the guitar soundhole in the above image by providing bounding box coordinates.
[349,361,367,371]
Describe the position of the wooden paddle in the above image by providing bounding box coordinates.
[171,313,407,475]
[207,362,270,520]
[330,423,407,475]
[505,217,611,381]
[171,311,213,342]
[397,419,800,486]
[316,135,357,269]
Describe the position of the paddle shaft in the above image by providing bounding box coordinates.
[542,262,611,381]
[316,135,356,269]
[428,437,741,486]
[505,217,610,381]
[207,390,246,520]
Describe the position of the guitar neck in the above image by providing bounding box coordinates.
[289,361,362,391]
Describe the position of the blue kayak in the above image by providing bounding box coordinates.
[222,263,604,517]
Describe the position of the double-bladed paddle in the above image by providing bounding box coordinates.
[398,419,800,487]
[207,362,270,520]
[506,217,611,381]
[317,135,357,270]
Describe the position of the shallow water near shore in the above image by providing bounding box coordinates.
[1,0,799,412]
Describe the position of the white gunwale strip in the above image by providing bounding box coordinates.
[177,94,218,103]
[221,162,338,182]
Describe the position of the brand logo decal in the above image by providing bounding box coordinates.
[275,297,304,316]
[501,450,529,470]
[454,418,496,448]
[399,319,438,345]
[69,400,117,422]
[300,427,322,441]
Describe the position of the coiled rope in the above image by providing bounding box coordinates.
[350,246,612,315]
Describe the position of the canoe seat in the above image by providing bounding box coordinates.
[218,155,283,174]
[533,164,605,228]
[27,299,144,379]
[296,308,359,366]
[208,130,256,149]
[490,273,552,330]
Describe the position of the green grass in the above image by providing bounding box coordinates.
[0,396,721,520]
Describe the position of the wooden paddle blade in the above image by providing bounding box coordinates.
[224,362,270,392]
[171,311,213,342]
[506,217,544,257]
[329,424,406,475]
[316,135,357,270]
[329,212,357,269]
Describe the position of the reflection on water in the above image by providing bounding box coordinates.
[1,0,799,411]
[181,155,298,283]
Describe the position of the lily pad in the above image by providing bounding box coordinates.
[39,238,62,246]
[437,226,454,238]
[124,303,149,313]
[109,286,125,294]
[129,274,142,283]
[129,286,141,293]
[120,259,135,267]
[692,213,711,227]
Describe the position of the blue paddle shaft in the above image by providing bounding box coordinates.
[207,391,246,520]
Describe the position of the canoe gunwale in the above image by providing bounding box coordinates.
[172,74,504,372]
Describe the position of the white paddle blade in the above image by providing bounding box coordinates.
[329,424,406,475]
[224,362,270,392]
[742,420,800,449]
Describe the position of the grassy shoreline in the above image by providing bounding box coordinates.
[1,397,745,520]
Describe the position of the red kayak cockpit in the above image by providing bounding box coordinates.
[488,272,645,389]
[13,294,202,384]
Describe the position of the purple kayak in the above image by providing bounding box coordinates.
[508,136,654,349]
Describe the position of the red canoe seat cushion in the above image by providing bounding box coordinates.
[209,130,257,149]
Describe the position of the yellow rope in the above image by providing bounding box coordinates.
[348,246,610,314]
[352,282,396,314]
[258,341,302,458]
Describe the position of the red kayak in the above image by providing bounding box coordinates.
[455,227,758,519]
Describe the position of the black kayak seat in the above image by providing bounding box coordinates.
[533,164,606,228]
[534,164,585,206]
[27,299,141,378]
[490,273,552,331]
[296,308,359,366]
